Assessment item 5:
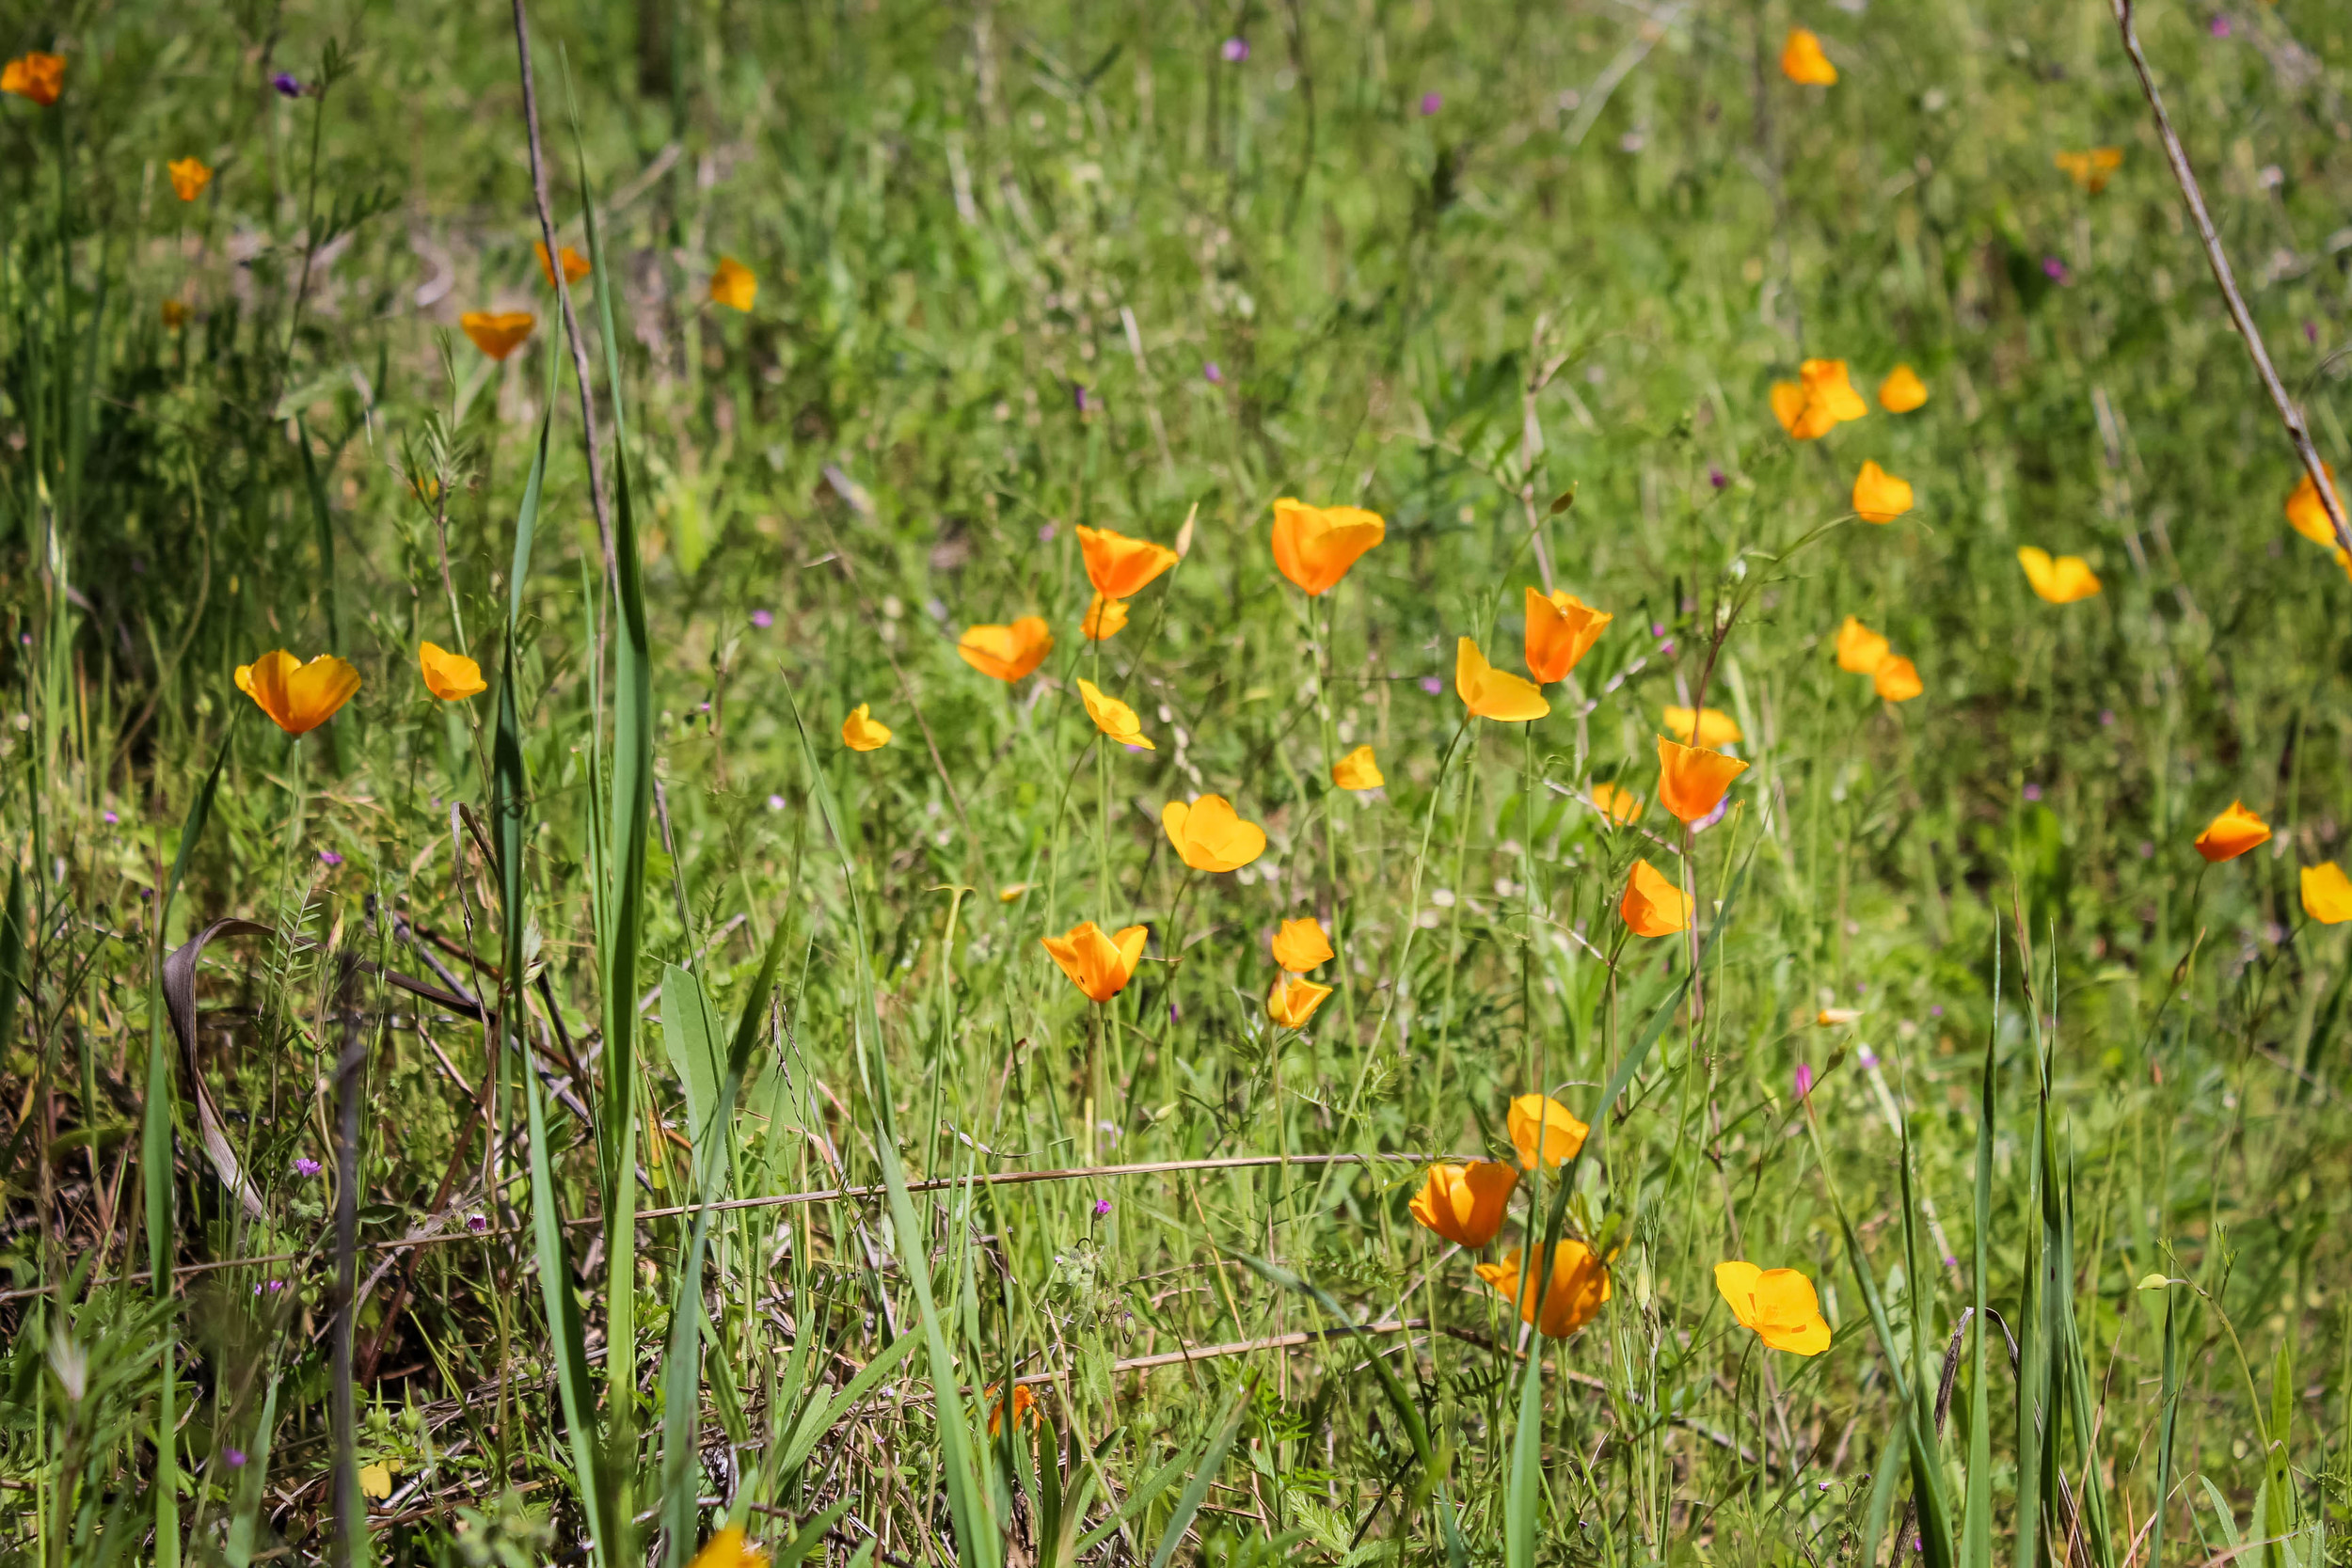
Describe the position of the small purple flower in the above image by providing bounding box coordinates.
[1942,1254,1960,1267]
[1929,1005,1944,1019]
[1658,641,1676,657]
[2208,14,2231,36]
[1819,1481,1833,1492]
[103,811,119,824]
[766,794,787,812]
[318,849,343,867]
[1072,383,1091,414]
[1708,467,1727,490]
[2306,321,2321,346]
[1650,621,1667,638]
[2138,840,2154,859]
[1038,522,1058,543]
[1794,1063,1815,1100]
[224,1448,247,1468]
[467,1214,487,1232]
[2042,257,2072,285]
[1419,91,1443,117]
[698,702,711,713]
[293,1157,322,1178]
[750,609,774,629]
[1858,1047,1880,1069]
[1202,361,1224,385]
[1093,1198,1112,1215]
[1692,797,1731,833]
[1418,675,1444,695]
[272,71,304,98]
[2023,783,2042,802]
[1221,37,1249,62]
[2100,709,2116,726]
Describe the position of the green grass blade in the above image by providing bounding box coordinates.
[1505,1322,1545,1568]
[1147,1384,1253,1568]
[1963,958,1996,1568]
[776,1333,919,1479]
[2151,1287,2181,1568]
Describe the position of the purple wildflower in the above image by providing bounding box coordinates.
[1650,621,1667,638]
[750,609,774,629]
[225,1448,247,1467]
[2100,709,2116,726]
[103,811,119,824]
[1202,361,1224,385]
[2042,257,2072,285]
[1093,1198,1112,1215]
[1858,1048,1880,1069]
[467,1215,487,1232]
[1221,37,1249,62]
[272,72,303,98]
[293,1157,322,1178]
[2023,784,2042,802]
[1418,675,1444,695]
[1709,467,1727,490]
[766,794,787,812]
[1929,1005,1944,1019]
[318,849,343,866]
[2209,14,2231,35]
[1037,522,1058,544]
[1794,1063,1815,1100]
[1419,91,1443,116]
[2307,321,2321,346]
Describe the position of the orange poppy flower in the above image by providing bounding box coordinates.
[1834,616,1890,674]
[1620,859,1690,938]
[1590,782,1643,824]
[1456,638,1549,722]
[535,242,591,287]
[709,257,757,312]
[2301,863,2352,925]
[1523,588,1613,684]
[1657,736,1750,825]
[1,53,64,106]
[1662,705,1741,747]
[1715,1261,1832,1354]
[1408,1161,1518,1248]
[1270,917,1334,972]
[2193,800,2270,863]
[1077,524,1179,599]
[1476,1241,1612,1338]
[1770,358,1868,439]
[2054,148,2124,195]
[1873,656,1922,703]
[1878,365,1928,413]
[2286,463,2342,547]
[1040,921,1149,1003]
[1270,499,1385,595]
[1852,461,1914,523]
[1081,594,1130,641]
[1508,1094,1589,1170]
[986,1385,1041,1437]
[418,641,486,702]
[460,311,535,361]
[1161,796,1266,873]
[1331,745,1384,790]
[236,651,361,736]
[1266,974,1334,1028]
[957,616,1054,682]
[1077,678,1153,751]
[2017,546,2101,604]
[1779,28,1836,86]
[167,157,213,202]
[841,704,893,752]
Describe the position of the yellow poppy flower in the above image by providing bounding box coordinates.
[1476,1241,1612,1338]
[1523,587,1613,684]
[1779,28,1836,86]
[1270,917,1334,973]
[418,641,486,702]
[1715,1261,1832,1354]
[2016,546,2101,604]
[1331,745,1384,791]
[1407,1161,1518,1248]
[235,651,361,736]
[1620,858,1690,938]
[1507,1094,1589,1170]
[2301,863,2352,925]
[1456,637,1549,722]
[1161,796,1267,873]
[709,257,757,312]
[1040,921,1149,1003]
[1835,616,1890,674]
[1,52,64,106]
[687,1524,769,1568]
[1266,974,1334,1028]
[459,310,534,361]
[1770,358,1868,440]
[1657,736,1749,825]
[1852,461,1914,524]
[1270,499,1385,596]
[841,703,893,752]
[957,616,1054,682]
[167,157,212,202]
[535,242,591,287]
[1878,364,1929,413]
[2193,800,2270,863]
[2286,463,2341,547]
[2054,147,2124,195]
[1077,524,1179,599]
[1590,782,1644,824]
[1662,705,1742,747]
[1081,593,1130,641]
[1077,678,1153,751]
[1873,656,1922,703]
[358,1461,395,1500]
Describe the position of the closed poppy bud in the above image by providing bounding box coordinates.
[1161,796,1267,873]
[1082,593,1130,641]
[1,53,65,106]
[1266,974,1333,1028]
[1873,656,1922,702]
[1620,859,1690,938]
[535,242,591,287]
[2286,463,2342,547]
[1040,921,1149,1003]
[1657,736,1750,824]
[1077,678,1153,751]
[419,641,486,702]
[2054,147,2123,194]
[1878,364,1929,413]
[1715,1261,1833,1354]
[1779,27,1836,85]
[1408,1161,1518,1248]
[460,310,535,361]
[1077,524,1180,599]
[1524,587,1613,684]
[2017,546,2101,604]
[687,1525,766,1568]
[1835,616,1890,673]
[1331,745,1384,791]
[1270,917,1333,973]
[1476,1241,1611,1338]
[2194,800,2270,863]
[1590,782,1643,824]
[957,616,1054,681]
[709,257,757,311]
[236,651,361,736]
[1508,1094,1589,1170]
[1817,1006,1863,1026]
[1456,637,1549,721]
[1662,705,1742,747]
[841,703,892,752]
[168,157,213,202]
[1852,461,1914,523]
[1270,499,1385,595]
[2302,863,2352,924]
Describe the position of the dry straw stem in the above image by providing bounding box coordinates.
[2111,0,2349,551]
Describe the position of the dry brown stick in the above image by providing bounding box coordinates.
[2112,0,2348,550]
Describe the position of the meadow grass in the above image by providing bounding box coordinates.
[3,0,2351,1563]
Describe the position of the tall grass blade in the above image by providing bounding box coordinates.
[2151,1288,2182,1568]
[1147,1384,1252,1568]
[1962,949,1997,1568]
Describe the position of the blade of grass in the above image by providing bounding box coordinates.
[1147,1383,1253,1568]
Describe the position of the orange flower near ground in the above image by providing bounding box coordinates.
[167,157,213,202]
[1657,736,1750,824]
[1408,1161,1519,1248]
[1662,705,1741,747]
[1508,1094,1589,1170]
[1077,524,1180,599]
[535,242,591,287]
[2301,863,2352,925]
[1270,918,1334,973]
[1524,588,1613,684]
[1161,796,1267,873]
[1852,461,1914,524]
[957,616,1054,682]
[236,651,361,736]
[1590,782,1643,824]
[840,704,893,752]
[1771,358,1867,439]
[1878,365,1929,413]
[2,53,64,106]
[1835,617,1890,674]
[418,641,486,702]
[986,1385,1041,1438]
[161,299,189,330]
[2194,800,2270,863]
[709,257,757,311]
[460,311,534,361]
[1620,859,1690,938]
[1477,1241,1612,1338]
[1873,656,1922,703]
[1331,745,1384,791]
[686,1524,766,1568]
[1456,638,1549,721]
[1077,678,1153,751]
[1266,974,1334,1028]
[1779,27,1836,85]
[2017,546,2102,604]
[1040,921,1149,1003]
[1715,1261,1833,1354]
[2054,148,2124,195]
[1270,499,1386,595]
[1081,593,1130,641]
[2286,463,2343,547]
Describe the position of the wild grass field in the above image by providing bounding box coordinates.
[4,0,2352,1562]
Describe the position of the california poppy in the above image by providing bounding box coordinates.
[1270,499,1385,595]
[2194,800,2270,863]
[1040,921,1149,1003]
[1878,365,1928,413]
[957,616,1054,682]
[1456,638,1549,722]
[1657,736,1750,825]
[460,311,534,361]
[709,257,756,312]
[1266,974,1334,1028]
[986,1385,1041,1439]
[1779,27,1836,85]
[1408,1161,1518,1248]
[419,641,485,701]
[167,157,212,202]
[2017,546,2102,604]
[1270,917,1333,972]
[1873,656,1922,703]
[1077,678,1153,751]
[1476,1241,1612,1338]
[1524,588,1613,684]
[1590,782,1644,824]
[1834,616,1890,674]
[687,1526,765,1568]
[1620,859,1690,938]
[1771,358,1867,439]
[2054,147,2124,195]
[535,242,591,287]
[2302,863,2352,925]
[1508,1093,1589,1170]
[2286,463,2342,547]
[1161,796,1267,873]
[841,703,893,752]
[1852,461,1914,524]
[1082,594,1130,641]
[1662,705,1741,747]
[1077,524,1179,599]
[1,53,64,106]
[1714,1261,1832,1354]
[236,651,361,736]
[1331,745,1384,790]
